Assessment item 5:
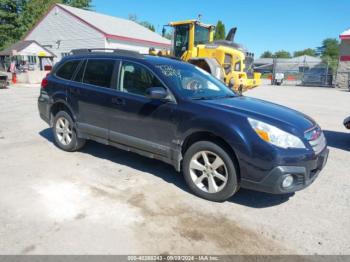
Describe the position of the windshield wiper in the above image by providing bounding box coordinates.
[192,94,236,101]
[219,95,236,99]
[191,96,214,100]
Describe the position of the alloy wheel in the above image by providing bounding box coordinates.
[55,117,73,146]
[189,151,228,193]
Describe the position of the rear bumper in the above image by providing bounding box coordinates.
[240,148,329,194]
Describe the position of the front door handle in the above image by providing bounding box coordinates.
[112,97,125,105]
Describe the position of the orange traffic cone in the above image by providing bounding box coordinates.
[12,73,17,84]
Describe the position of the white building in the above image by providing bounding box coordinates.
[336,28,350,89]
[0,40,55,70]
[24,4,170,61]
[0,40,56,83]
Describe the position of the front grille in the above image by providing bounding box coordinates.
[305,126,326,154]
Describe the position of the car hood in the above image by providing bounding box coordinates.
[204,96,316,132]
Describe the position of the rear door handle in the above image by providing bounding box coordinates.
[112,97,125,105]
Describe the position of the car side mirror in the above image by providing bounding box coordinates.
[146,87,169,100]
[344,116,350,130]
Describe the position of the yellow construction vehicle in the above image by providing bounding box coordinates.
[161,20,261,93]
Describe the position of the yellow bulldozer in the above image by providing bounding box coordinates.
[154,20,261,93]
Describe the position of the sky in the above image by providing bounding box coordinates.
[91,0,349,57]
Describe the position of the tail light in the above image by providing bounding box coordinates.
[41,73,50,89]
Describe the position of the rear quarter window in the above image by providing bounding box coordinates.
[83,59,115,88]
[55,60,80,80]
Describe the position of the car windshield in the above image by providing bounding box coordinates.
[155,64,236,100]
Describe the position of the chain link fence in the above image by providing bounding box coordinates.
[254,57,334,87]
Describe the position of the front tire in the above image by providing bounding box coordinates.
[53,111,85,152]
[237,85,243,95]
[182,141,239,202]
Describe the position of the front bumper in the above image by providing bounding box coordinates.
[240,147,329,194]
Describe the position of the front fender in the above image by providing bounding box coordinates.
[178,115,249,157]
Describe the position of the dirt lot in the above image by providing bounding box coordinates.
[0,84,349,255]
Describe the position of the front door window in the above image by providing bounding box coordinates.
[119,62,165,96]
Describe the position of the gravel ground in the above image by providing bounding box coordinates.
[0,84,349,255]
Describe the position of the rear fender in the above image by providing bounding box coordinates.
[50,94,76,125]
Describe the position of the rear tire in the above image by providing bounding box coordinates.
[52,111,85,152]
[182,141,239,202]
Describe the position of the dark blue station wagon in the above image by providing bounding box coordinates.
[38,49,329,202]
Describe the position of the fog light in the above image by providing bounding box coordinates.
[282,175,294,188]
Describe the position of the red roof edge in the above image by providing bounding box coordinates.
[340,35,350,40]
[106,34,170,48]
[340,56,350,62]
[25,4,170,48]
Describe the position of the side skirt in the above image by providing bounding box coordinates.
[77,130,182,172]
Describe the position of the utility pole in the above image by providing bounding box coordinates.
[272,58,277,85]
[325,60,329,87]
[302,55,306,85]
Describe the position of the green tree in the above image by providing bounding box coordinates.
[274,50,292,58]
[139,21,155,32]
[0,0,24,50]
[214,20,226,40]
[20,0,58,38]
[260,51,273,58]
[128,13,137,22]
[317,38,340,71]
[64,0,91,9]
[293,48,317,57]
[128,14,156,32]
[318,38,339,58]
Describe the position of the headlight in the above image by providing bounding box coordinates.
[248,118,305,149]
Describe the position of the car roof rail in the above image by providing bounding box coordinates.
[70,48,144,59]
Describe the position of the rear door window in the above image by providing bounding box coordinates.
[83,59,115,88]
[56,60,80,80]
